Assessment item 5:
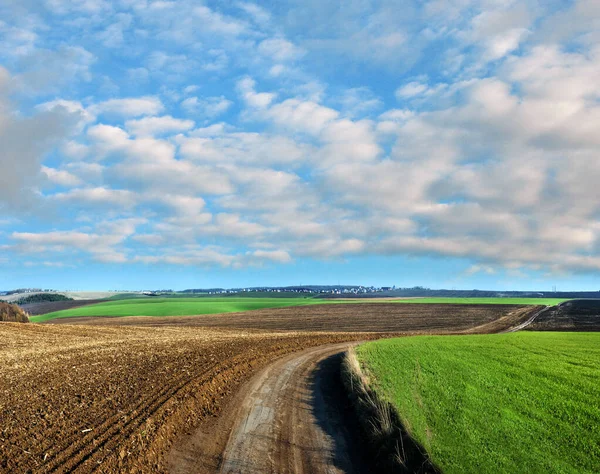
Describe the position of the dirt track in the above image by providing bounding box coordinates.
[170,343,369,474]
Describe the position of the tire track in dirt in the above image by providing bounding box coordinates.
[42,365,217,473]
[501,306,549,333]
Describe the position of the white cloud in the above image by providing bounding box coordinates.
[178,132,311,165]
[93,96,164,117]
[396,81,429,99]
[181,96,232,118]
[125,115,195,136]
[236,77,276,108]
[336,87,383,118]
[10,217,142,263]
[258,37,305,62]
[237,2,271,26]
[108,157,234,196]
[0,68,85,212]
[468,5,532,61]
[41,166,83,187]
[52,187,138,209]
[3,0,600,276]
[12,46,96,94]
[261,98,338,135]
[193,5,248,36]
[251,249,292,263]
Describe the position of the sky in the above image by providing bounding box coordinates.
[1,0,600,291]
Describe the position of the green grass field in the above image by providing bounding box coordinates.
[30,296,568,322]
[357,332,600,473]
[29,297,321,322]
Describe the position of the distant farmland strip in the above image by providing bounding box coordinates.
[44,304,540,334]
[356,332,600,473]
[31,296,567,322]
[385,297,568,305]
[31,297,320,322]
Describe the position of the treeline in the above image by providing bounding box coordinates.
[13,294,73,305]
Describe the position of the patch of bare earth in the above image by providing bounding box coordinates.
[527,299,600,331]
[0,323,371,473]
[19,299,106,316]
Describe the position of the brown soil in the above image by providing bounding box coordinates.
[169,343,373,474]
[0,302,29,323]
[527,299,600,331]
[0,323,378,473]
[462,305,544,334]
[44,303,531,333]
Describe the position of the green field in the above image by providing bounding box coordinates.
[29,297,324,322]
[357,332,600,473]
[30,296,568,322]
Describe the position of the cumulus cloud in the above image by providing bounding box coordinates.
[12,46,96,94]
[10,217,142,263]
[181,96,232,118]
[41,166,83,187]
[125,115,195,136]
[0,68,84,212]
[92,97,164,117]
[51,187,138,209]
[3,0,600,277]
[258,37,305,62]
[236,77,276,108]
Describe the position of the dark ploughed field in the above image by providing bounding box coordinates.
[20,299,106,316]
[527,299,600,331]
[46,303,540,334]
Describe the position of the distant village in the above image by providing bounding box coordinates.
[4,286,600,300]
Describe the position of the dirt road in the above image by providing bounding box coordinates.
[169,343,371,474]
[168,306,543,474]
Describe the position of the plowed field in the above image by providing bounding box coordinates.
[527,299,600,331]
[0,323,370,473]
[45,303,535,333]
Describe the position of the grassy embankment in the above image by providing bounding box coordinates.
[30,296,568,322]
[356,332,600,473]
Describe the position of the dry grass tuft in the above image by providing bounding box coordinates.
[0,302,29,323]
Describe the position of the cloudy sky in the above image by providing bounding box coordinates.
[1,0,599,291]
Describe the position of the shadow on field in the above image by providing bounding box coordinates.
[339,351,441,474]
[308,352,374,474]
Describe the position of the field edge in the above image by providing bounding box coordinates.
[340,347,439,473]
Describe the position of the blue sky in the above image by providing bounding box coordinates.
[1,0,600,291]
